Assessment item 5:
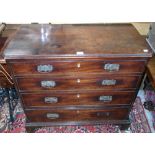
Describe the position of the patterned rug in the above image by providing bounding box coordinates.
[0,95,152,133]
[144,90,155,131]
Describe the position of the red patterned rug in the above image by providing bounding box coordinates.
[0,96,151,133]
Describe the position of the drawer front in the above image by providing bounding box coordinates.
[21,91,135,107]
[11,60,145,76]
[16,75,141,92]
[25,108,129,122]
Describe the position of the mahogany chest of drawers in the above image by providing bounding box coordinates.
[3,24,152,132]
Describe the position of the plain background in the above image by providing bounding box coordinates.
[0,0,155,23]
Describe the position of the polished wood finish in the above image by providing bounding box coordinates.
[21,91,135,108]
[25,108,129,122]
[10,60,145,76]
[147,56,155,88]
[4,24,152,59]
[4,24,152,132]
[16,75,141,92]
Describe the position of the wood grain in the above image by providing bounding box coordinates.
[4,24,152,59]
[16,75,141,92]
[4,24,152,131]
[25,108,129,123]
[21,91,135,107]
[11,60,146,76]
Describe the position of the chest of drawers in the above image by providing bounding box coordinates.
[3,24,152,132]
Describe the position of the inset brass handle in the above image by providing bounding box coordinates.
[102,80,116,86]
[46,113,59,119]
[104,64,120,72]
[99,96,112,102]
[44,97,58,104]
[41,80,56,88]
[37,65,53,73]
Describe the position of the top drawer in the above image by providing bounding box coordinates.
[10,60,146,76]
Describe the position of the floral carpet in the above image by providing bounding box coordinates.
[144,90,155,131]
[0,91,152,133]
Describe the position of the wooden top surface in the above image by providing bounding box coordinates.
[3,24,152,59]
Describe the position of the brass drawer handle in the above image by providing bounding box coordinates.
[104,64,120,72]
[41,80,56,88]
[97,112,110,117]
[37,65,53,73]
[102,80,116,86]
[44,97,58,104]
[46,113,59,119]
[99,96,112,102]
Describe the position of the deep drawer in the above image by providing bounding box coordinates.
[11,60,145,76]
[25,108,129,122]
[21,91,135,107]
[16,75,141,92]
